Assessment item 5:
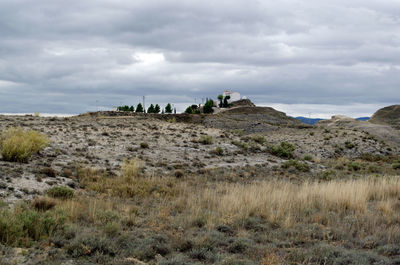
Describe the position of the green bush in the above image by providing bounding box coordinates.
[0,127,49,162]
[269,142,296,158]
[304,154,313,161]
[345,141,356,149]
[250,135,266,144]
[348,161,362,171]
[214,147,224,156]
[281,160,310,172]
[199,135,213,145]
[232,140,249,151]
[0,204,66,247]
[393,162,400,170]
[140,142,149,148]
[47,186,74,199]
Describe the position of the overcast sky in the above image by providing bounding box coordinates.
[0,0,399,117]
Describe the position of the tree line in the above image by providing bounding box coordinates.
[117,103,175,114]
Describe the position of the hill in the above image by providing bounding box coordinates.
[370,105,400,129]
[204,106,307,133]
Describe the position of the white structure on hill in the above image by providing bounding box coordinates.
[223,90,241,103]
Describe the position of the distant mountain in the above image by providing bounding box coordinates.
[296,116,370,125]
[356,117,370,121]
[295,117,325,125]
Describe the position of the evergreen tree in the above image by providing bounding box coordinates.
[136,103,144,113]
[129,106,134,112]
[147,104,155,113]
[165,103,173,113]
[154,104,161,113]
[203,99,214,114]
[218,94,223,108]
[185,106,193,114]
[223,95,230,108]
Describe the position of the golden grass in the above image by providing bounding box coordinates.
[179,177,400,228]
[122,158,144,178]
[0,127,49,162]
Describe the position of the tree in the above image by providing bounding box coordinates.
[165,103,172,114]
[185,106,193,114]
[154,104,161,114]
[136,103,144,113]
[129,106,134,112]
[118,105,132,111]
[223,95,230,108]
[218,94,223,108]
[147,104,155,113]
[203,99,214,114]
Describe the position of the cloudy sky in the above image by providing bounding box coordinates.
[0,0,399,117]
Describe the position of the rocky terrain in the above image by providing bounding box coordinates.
[1,105,400,265]
[1,109,397,204]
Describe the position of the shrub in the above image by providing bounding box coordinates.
[103,222,120,237]
[41,167,56,178]
[214,146,224,156]
[345,141,356,149]
[31,197,57,211]
[140,142,149,148]
[174,169,184,178]
[228,238,252,254]
[121,158,144,178]
[167,117,176,123]
[232,140,249,151]
[199,135,213,145]
[348,161,362,171]
[47,186,74,199]
[158,255,189,265]
[281,160,310,172]
[66,234,117,258]
[251,134,266,144]
[0,204,66,247]
[269,142,295,158]
[304,154,313,161]
[0,127,49,162]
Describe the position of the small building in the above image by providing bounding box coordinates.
[223,90,241,103]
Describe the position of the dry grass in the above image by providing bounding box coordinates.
[0,127,49,162]
[121,158,144,178]
[77,161,177,199]
[178,177,400,228]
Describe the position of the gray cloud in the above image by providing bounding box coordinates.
[0,0,399,115]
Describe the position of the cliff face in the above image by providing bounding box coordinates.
[370,105,400,129]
